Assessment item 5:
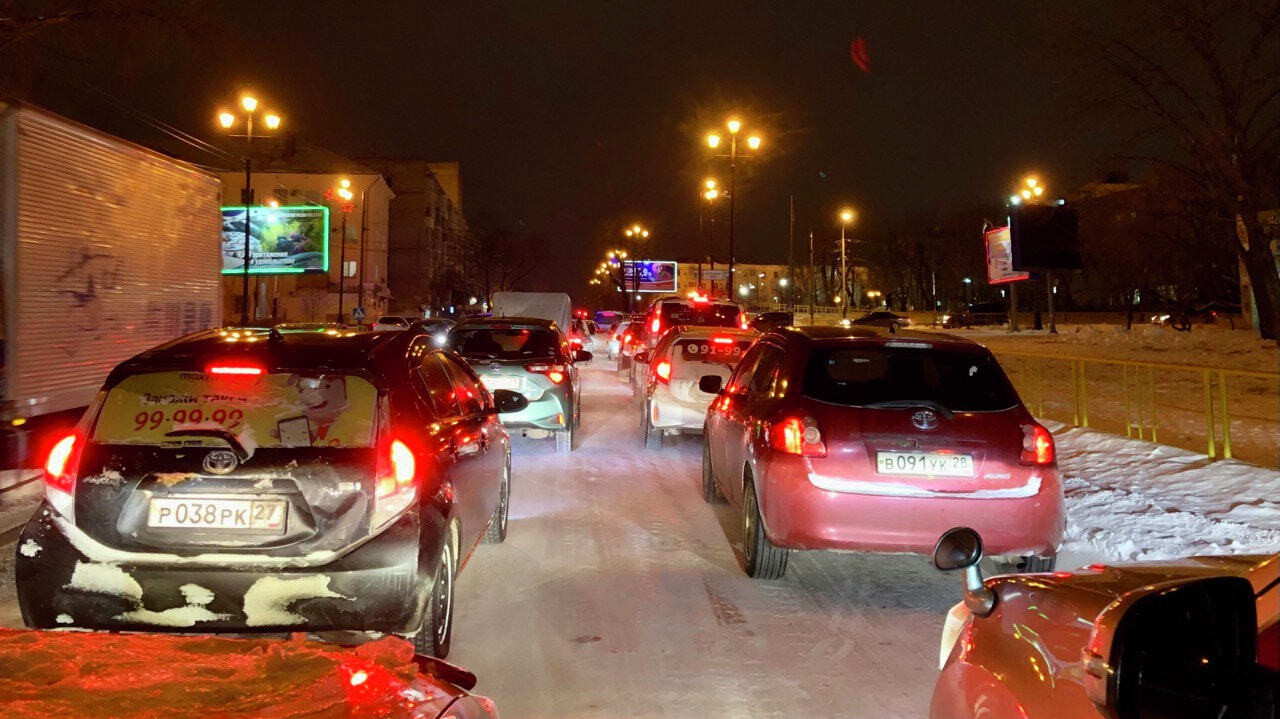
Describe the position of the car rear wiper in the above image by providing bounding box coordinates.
[164,429,250,461]
[860,400,955,420]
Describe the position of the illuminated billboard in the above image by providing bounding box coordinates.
[221,205,329,274]
[622,260,678,292]
[984,226,1030,285]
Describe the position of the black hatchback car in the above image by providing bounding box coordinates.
[15,326,526,658]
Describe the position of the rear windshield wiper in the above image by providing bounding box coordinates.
[164,429,250,461]
[860,400,955,420]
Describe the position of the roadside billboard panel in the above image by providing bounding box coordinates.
[221,205,329,274]
[622,260,678,292]
[984,225,1030,285]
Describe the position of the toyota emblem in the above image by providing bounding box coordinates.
[489,362,502,372]
[911,410,939,431]
[202,450,239,475]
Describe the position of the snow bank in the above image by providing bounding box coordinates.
[242,575,349,627]
[1057,426,1280,564]
[0,630,438,718]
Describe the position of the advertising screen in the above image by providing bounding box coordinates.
[984,226,1030,285]
[622,260,678,292]
[221,205,329,274]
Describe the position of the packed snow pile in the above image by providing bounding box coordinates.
[1056,426,1280,563]
[0,630,438,718]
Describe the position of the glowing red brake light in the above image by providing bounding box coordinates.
[1021,423,1055,465]
[650,317,660,333]
[389,439,415,484]
[712,336,734,345]
[768,417,826,457]
[526,363,567,383]
[654,360,671,382]
[208,365,264,376]
[44,433,79,491]
[691,295,709,303]
[547,370,565,384]
[623,333,632,343]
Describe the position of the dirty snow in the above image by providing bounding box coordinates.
[1056,426,1280,565]
[242,575,349,627]
[67,562,143,599]
[54,614,73,625]
[17,541,39,558]
[82,469,125,485]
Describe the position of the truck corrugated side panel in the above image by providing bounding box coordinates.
[6,107,222,420]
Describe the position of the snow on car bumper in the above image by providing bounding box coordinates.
[15,502,431,634]
[756,455,1064,556]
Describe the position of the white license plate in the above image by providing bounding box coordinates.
[481,375,521,391]
[875,451,975,477]
[147,497,287,532]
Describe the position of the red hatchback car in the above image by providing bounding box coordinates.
[699,326,1063,579]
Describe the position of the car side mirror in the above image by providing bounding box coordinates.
[698,375,723,394]
[932,527,995,616]
[574,349,593,362]
[491,389,528,414]
[1083,575,1256,719]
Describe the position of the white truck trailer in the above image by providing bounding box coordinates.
[0,102,223,466]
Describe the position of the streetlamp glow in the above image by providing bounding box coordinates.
[727,119,741,134]
[240,95,258,113]
[263,114,281,130]
[779,277,788,287]
[706,133,721,149]
[632,225,642,234]
[1021,189,1032,200]
[1025,177,1038,188]
[738,285,749,297]
[641,229,649,238]
[1032,185,1044,196]
[217,112,235,128]
[1009,194,1022,205]
[839,208,855,224]
[704,178,717,190]
[704,189,718,201]
[746,135,761,150]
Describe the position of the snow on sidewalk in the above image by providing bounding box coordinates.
[1055,425,1280,565]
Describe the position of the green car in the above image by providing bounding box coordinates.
[453,317,590,452]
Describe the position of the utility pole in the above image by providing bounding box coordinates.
[839,220,848,320]
[727,132,737,296]
[787,195,795,308]
[241,150,252,325]
[808,230,815,325]
[1046,270,1057,333]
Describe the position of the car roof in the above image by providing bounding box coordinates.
[456,316,559,329]
[103,327,416,387]
[768,325,983,349]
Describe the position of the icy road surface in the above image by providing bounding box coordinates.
[448,361,954,717]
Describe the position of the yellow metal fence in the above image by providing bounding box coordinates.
[994,350,1280,467]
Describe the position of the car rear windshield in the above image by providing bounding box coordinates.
[91,371,379,448]
[673,338,753,366]
[660,302,740,327]
[803,345,1020,412]
[455,327,559,359]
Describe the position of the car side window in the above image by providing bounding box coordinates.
[748,344,785,394]
[416,355,462,418]
[440,354,486,416]
[727,344,767,392]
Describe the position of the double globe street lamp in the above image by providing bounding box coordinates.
[217,94,282,325]
[705,119,761,294]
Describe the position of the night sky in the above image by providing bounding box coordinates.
[13,1,1126,297]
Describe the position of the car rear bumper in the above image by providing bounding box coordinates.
[496,390,569,430]
[756,455,1064,556]
[15,502,432,634]
[649,389,711,431]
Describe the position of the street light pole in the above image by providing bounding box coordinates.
[728,132,737,293]
[838,208,855,320]
[219,95,280,326]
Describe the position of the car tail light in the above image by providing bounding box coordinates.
[769,416,827,457]
[525,363,567,384]
[569,336,583,347]
[207,364,264,376]
[712,336,734,344]
[650,317,661,333]
[654,360,671,382]
[623,333,632,343]
[1021,423,1055,466]
[44,433,80,494]
[373,437,419,531]
[739,315,749,330]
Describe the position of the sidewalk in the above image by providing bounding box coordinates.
[1054,425,1280,567]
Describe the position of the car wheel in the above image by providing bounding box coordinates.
[741,474,788,580]
[643,401,662,450]
[483,458,510,544]
[414,539,454,658]
[701,439,723,504]
[556,425,574,453]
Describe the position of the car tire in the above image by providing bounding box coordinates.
[413,539,454,658]
[483,458,510,544]
[643,401,663,450]
[741,475,788,580]
[701,440,723,504]
[556,426,574,453]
